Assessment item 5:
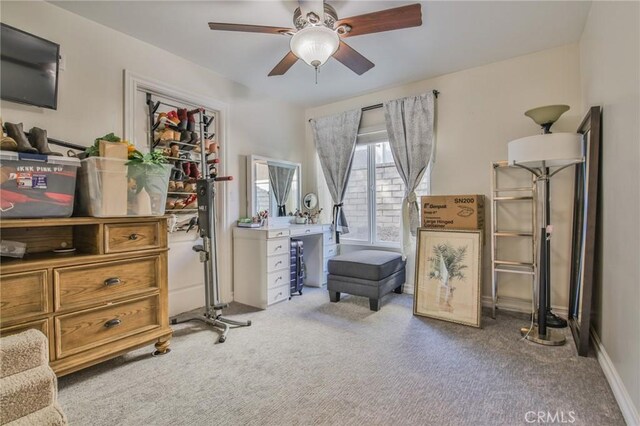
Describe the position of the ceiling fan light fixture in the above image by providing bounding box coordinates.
[290,25,339,69]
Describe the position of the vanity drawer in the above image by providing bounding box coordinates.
[105,222,160,254]
[324,244,338,259]
[290,225,322,236]
[55,295,159,359]
[266,238,288,256]
[0,270,49,325]
[267,284,289,306]
[323,231,336,245]
[54,256,160,311]
[267,270,288,289]
[267,253,289,272]
[268,229,289,239]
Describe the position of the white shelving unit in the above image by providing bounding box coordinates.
[490,160,538,319]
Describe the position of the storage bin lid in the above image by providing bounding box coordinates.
[0,151,81,167]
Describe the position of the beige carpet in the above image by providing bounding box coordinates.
[58,288,624,425]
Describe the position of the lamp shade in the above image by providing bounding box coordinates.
[524,105,570,126]
[508,133,583,167]
[290,26,339,68]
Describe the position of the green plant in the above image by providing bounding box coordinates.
[126,150,168,194]
[85,133,122,157]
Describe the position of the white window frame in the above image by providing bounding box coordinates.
[342,135,432,248]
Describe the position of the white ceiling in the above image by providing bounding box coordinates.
[50,1,592,107]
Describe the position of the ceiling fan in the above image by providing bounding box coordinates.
[208,2,422,77]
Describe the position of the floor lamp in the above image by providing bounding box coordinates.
[508,105,584,345]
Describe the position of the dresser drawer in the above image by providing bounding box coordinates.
[54,256,160,311]
[0,270,49,324]
[105,222,160,254]
[1,318,49,340]
[267,253,289,272]
[324,244,338,259]
[267,284,289,306]
[55,295,159,359]
[267,270,288,289]
[267,229,289,239]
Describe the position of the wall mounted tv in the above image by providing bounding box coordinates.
[0,23,60,110]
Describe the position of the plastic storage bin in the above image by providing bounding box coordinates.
[0,152,80,218]
[77,157,171,217]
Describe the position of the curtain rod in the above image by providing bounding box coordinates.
[308,90,439,122]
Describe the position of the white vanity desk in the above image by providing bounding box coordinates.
[233,223,336,309]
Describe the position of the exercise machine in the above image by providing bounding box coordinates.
[170,110,251,343]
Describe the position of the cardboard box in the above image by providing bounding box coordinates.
[421,195,485,230]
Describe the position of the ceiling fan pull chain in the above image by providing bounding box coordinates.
[315,66,318,85]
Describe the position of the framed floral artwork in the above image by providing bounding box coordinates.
[414,228,482,327]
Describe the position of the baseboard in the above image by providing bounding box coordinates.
[480,295,568,318]
[590,329,640,426]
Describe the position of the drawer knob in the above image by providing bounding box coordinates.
[275,245,282,251]
[275,276,282,282]
[275,261,282,267]
[305,229,311,233]
[129,233,139,240]
[104,319,122,328]
[104,277,122,287]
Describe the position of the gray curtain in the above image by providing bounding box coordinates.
[268,164,296,216]
[310,109,362,240]
[384,92,435,255]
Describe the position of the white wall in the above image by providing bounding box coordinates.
[579,1,640,421]
[305,45,582,310]
[0,1,306,313]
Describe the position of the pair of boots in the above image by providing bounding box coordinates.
[2,122,62,156]
[176,108,201,133]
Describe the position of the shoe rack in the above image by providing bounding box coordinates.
[145,93,220,229]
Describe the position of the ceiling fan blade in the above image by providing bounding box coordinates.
[268,51,299,76]
[333,41,374,75]
[208,22,293,35]
[336,3,422,38]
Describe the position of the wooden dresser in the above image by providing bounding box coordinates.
[0,216,172,376]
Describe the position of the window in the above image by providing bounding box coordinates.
[342,141,431,246]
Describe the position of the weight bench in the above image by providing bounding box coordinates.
[327,250,406,311]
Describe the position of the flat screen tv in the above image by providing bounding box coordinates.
[0,23,60,109]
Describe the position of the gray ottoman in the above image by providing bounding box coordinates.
[327,250,406,311]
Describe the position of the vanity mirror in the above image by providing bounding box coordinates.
[247,155,301,218]
[303,193,318,211]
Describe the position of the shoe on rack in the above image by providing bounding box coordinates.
[155,112,168,130]
[183,182,196,193]
[186,108,201,133]
[166,111,180,126]
[182,161,192,178]
[3,122,37,153]
[189,162,200,179]
[28,127,62,156]
[189,130,200,151]
[183,194,197,209]
[166,197,178,210]
[177,108,188,131]
[178,130,195,151]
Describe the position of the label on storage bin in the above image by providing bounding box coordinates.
[14,173,47,189]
